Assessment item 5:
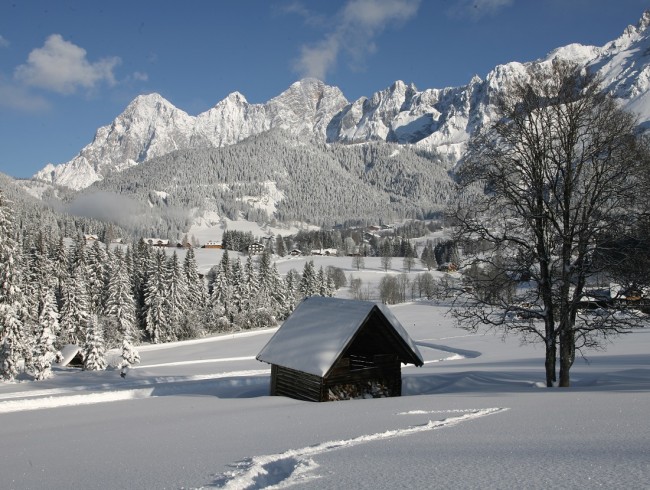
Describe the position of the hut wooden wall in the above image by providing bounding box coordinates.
[270,354,402,402]
[271,365,324,402]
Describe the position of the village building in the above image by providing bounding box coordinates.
[311,248,338,256]
[256,297,423,402]
[203,240,222,249]
[145,238,169,247]
[248,242,265,255]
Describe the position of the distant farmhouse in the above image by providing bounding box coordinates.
[256,297,423,402]
[248,242,265,255]
[311,248,338,256]
[145,238,169,247]
[203,240,223,249]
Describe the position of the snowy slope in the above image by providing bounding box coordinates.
[0,257,648,489]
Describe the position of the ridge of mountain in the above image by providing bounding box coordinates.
[33,10,650,191]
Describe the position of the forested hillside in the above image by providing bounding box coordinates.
[77,131,457,237]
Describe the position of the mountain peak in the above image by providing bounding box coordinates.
[628,9,650,35]
[221,91,249,105]
[127,93,173,109]
[292,77,325,88]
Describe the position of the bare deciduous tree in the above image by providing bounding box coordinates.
[452,60,649,387]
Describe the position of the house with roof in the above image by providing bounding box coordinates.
[248,242,265,255]
[256,296,423,402]
[145,238,169,247]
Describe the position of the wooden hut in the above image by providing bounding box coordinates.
[256,297,423,402]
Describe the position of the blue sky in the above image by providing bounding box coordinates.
[1,0,648,179]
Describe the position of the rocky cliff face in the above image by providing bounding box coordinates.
[34,11,650,190]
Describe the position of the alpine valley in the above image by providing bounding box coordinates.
[12,10,650,237]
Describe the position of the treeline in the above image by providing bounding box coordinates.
[0,188,340,382]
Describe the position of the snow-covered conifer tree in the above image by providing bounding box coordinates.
[0,190,29,381]
[270,263,290,319]
[163,251,188,340]
[0,310,26,381]
[104,248,137,343]
[242,254,259,310]
[256,251,274,310]
[209,256,233,326]
[118,337,140,374]
[31,288,59,380]
[317,266,328,297]
[299,260,318,297]
[52,235,69,308]
[183,247,205,309]
[86,240,108,314]
[285,269,299,306]
[131,239,152,331]
[58,264,91,346]
[143,249,167,343]
[83,314,106,371]
[230,258,244,316]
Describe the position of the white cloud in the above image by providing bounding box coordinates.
[281,1,327,27]
[447,0,514,20]
[14,34,121,94]
[292,0,421,81]
[0,35,9,48]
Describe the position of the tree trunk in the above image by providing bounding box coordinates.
[559,327,574,387]
[544,337,557,387]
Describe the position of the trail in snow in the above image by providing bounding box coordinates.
[415,340,482,360]
[133,356,255,369]
[208,407,508,489]
[0,369,270,414]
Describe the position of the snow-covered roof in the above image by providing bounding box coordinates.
[256,297,423,377]
[58,344,83,366]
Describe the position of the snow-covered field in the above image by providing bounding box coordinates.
[0,256,649,489]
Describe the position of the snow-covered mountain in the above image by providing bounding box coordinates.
[34,11,650,190]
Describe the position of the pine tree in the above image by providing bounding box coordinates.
[83,314,107,371]
[143,249,167,343]
[183,247,205,309]
[118,337,140,375]
[275,234,287,257]
[256,251,274,310]
[284,269,299,310]
[104,248,138,345]
[58,264,91,346]
[317,266,328,297]
[52,235,69,309]
[0,309,26,381]
[86,240,108,314]
[230,258,244,317]
[162,251,188,340]
[209,255,233,326]
[242,254,259,310]
[270,263,290,319]
[299,260,317,297]
[31,288,59,381]
[0,190,29,381]
[69,233,87,274]
[420,242,437,271]
[131,238,152,332]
